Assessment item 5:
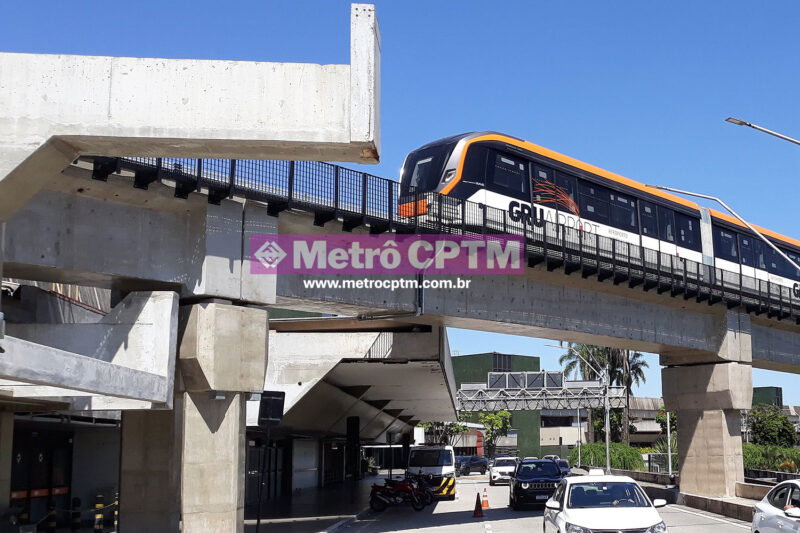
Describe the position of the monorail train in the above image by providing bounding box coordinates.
[397,131,800,293]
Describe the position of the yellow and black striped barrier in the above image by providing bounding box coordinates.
[434,476,456,498]
[94,494,104,532]
[114,492,119,531]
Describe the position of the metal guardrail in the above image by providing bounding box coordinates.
[90,155,800,323]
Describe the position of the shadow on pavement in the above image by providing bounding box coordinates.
[345,503,544,532]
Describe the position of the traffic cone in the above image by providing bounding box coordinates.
[473,492,484,518]
[481,487,489,509]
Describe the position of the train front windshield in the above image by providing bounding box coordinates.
[400,142,456,195]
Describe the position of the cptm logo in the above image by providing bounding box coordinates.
[254,240,287,269]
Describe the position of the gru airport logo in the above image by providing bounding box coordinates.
[249,234,524,275]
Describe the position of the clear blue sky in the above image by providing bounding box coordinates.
[4,1,800,402]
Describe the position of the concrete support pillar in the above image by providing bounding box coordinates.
[0,412,13,510]
[661,310,753,498]
[120,302,267,532]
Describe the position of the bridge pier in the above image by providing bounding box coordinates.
[661,309,753,498]
[120,302,268,532]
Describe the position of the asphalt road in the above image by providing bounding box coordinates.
[338,474,753,533]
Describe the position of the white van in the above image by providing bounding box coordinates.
[407,445,457,500]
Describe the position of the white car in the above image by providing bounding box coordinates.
[752,480,800,533]
[543,472,667,533]
[489,457,518,486]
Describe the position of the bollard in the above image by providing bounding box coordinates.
[93,494,104,532]
[46,503,56,533]
[71,497,82,533]
[113,492,118,532]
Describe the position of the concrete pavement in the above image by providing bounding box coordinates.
[338,476,753,533]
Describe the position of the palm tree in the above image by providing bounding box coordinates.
[609,349,648,445]
[559,344,648,445]
[559,343,609,443]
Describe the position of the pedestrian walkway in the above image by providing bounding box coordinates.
[244,472,398,533]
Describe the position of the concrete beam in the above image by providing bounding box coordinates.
[0,336,168,402]
[0,3,380,220]
[2,291,178,408]
[3,175,279,303]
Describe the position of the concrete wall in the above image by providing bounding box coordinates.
[540,426,582,447]
[0,4,380,221]
[71,426,120,512]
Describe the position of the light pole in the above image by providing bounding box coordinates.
[550,344,612,473]
[644,185,800,275]
[725,117,800,147]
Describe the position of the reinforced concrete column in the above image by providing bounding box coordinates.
[120,302,268,532]
[661,309,753,498]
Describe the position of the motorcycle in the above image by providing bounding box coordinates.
[369,476,427,512]
[407,472,435,506]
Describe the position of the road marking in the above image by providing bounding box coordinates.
[669,505,751,530]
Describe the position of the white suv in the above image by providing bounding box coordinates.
[543,472,667,533]
[489,457,518,486]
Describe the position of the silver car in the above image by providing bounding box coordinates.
[753,481,800,533]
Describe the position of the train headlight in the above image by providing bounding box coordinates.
[442,169,456,183]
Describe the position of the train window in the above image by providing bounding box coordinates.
[554,172,578,210]
[639,200,658,237]
[488,150,528,199]
[713,226,738,263]
[786,252,800,281]
[739,235,755,267]
[578,180,610,224]
[400,141,457,194]
[610,191,638,232]
[461,145,488,186]
[675,213,701,252]
[657,206,675,243]
[754,240,768,270]
[532,165,556,208]
[765,246,781,276]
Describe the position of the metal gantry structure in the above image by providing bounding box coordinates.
[455,371,626,412]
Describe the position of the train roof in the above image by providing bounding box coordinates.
[426,131,800,250]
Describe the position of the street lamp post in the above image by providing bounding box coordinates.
[603,363,611,474]
[725,117,800,147]
[644,185,800,275]
[549,344,612,473]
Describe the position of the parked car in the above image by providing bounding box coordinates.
[509,458,563,510]
[752,480,800,533]
[556,459,571,477]
[543,471,667,533]
[457,455,489,475]
[543,454,561,461]
[489,457,518,486]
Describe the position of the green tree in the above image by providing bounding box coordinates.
[419,413,470,445]
[478,410,512,457]
[748,405,797,448]
[618,350,648,445]
[656,408,677,435]
[591,408,635,443]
